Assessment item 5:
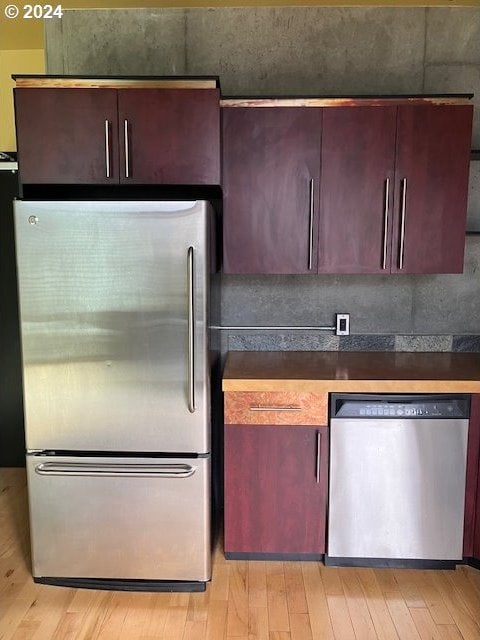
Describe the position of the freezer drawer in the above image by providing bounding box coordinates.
[27,455,211,582]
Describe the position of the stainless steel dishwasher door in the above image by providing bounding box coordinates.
[328,417,468,561]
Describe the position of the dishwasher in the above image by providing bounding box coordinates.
[326,394,469,568]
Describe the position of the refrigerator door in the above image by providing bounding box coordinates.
[15,201,210,453]
[27,454,211,581]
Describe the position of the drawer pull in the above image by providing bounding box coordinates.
[249,406,302,412]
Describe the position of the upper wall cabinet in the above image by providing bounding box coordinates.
[14,79,221,186]
[319,103,473,274]
[15,88,118,185]
[318,106,397,274]
[391,105,472,274]
[222,107,322,274]
[117,89,220,185]
[222,98,473,275]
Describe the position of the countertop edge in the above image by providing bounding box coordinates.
[222,379,480,393]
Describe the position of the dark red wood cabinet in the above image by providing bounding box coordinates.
[318,106,397,274]
[15,87,220,185]
[474,454,480,565]
[222,107,322,274]
[222,102,473,275]
[463,395,479,558]
[319,104,472,274]
[15,88,119,185]
[391,105,473,274]
[117,89,220,185]
[466,394,480,564]
[224,424,328,557]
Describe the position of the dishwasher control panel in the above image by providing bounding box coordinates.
[332,394,470,419]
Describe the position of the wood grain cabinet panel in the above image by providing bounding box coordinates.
[224,424,328,557]
[319,104,472,275]
[15,87,220,186]
[222,102,472,275]
[318,106,397,274]
[222,107,322,274]
[474,471,480,564]
[465,394,480,559]
[469,394,480,564]
[15,88,119,184]
[118,89,220,185]
[391,105,473,274]
[224,391,328,425]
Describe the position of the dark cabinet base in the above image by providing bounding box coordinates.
[225,551,323,561]
[465,557,480,570]
[324,556,458,570]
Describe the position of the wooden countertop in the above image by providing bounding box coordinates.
[222,351,480,393]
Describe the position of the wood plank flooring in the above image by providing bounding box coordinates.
[1,467,480,639]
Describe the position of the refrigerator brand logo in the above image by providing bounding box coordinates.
[28,216,38,225]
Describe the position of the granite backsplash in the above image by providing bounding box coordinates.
[220,333,480,353]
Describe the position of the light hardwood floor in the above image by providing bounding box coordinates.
[1,467,480,640]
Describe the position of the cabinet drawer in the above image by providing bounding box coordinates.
[224,391,328,425]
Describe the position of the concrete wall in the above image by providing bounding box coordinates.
[45,7,480,350]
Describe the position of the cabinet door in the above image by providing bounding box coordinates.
[318,107,397,273]
[118,89,220,185]
[222,108,321,274]
[465,395,480,559]
[391,105,473,274]
[15,88,118,184]
[224,424,328,556]
[474,455,480,563]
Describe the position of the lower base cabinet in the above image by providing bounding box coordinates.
[469,395,480,566]
[224,424,328,558]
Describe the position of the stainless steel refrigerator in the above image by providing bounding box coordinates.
[14,200,215,591]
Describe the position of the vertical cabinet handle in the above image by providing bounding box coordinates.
[187,247,195,414]
[104,120,111,178]
[308,178,314,271]
[382,178,390,270]
[316,431,321,483]
[399,178,407,270]
[124,119,130,178]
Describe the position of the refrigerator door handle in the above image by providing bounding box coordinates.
[187,246,196,414]
[34,462,196,478]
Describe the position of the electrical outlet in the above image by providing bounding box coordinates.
[336,313,350,336]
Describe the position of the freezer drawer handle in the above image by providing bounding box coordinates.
[187,246,196,414]
[34,462,196,478]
